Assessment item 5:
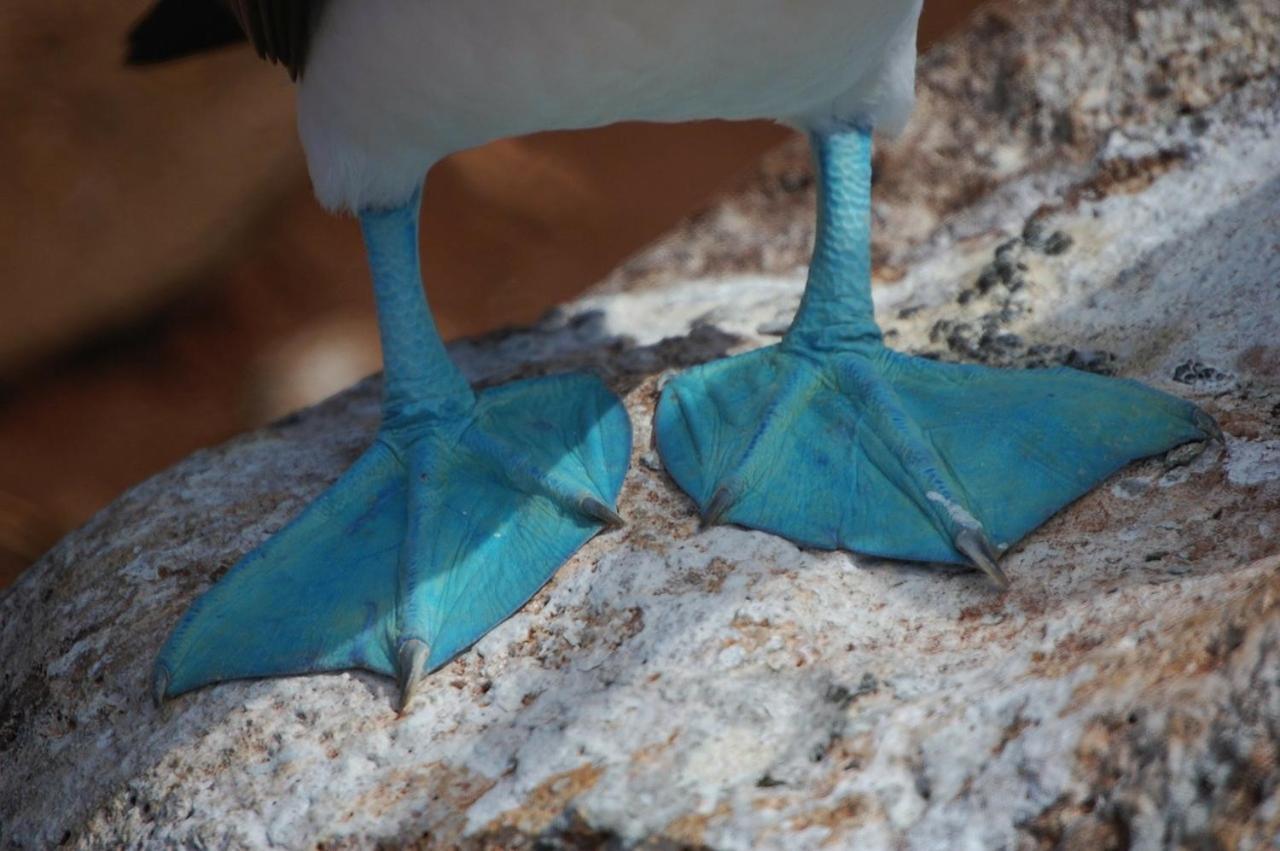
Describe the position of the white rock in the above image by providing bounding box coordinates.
[3,1,1280,848]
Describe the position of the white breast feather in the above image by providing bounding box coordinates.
[298,1,923,212]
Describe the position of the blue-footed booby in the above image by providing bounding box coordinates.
[130,0,1216,711]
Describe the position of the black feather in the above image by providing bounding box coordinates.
[126,0,322,79]
[290,0,307,78]
[126,0,246,66]
[252,1,277,62]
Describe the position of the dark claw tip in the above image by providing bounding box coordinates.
[152,665,171,710]
[1193,409,1226,445]
[703,486,736,529]
[580,497,625,528]
[954,528,1011,591]
[396,639,430,716]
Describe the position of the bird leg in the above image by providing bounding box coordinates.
[656,128,1215,583]
[154,189,632,711]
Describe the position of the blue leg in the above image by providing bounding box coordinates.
[656,129,1215,585]
[155,189,632,710]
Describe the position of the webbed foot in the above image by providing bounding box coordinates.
[656,127,1214,583]
[156,373,630,708]
[154,189,631,710]
[657,344,1210,581]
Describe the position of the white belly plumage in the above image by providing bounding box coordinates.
[298,1,923,211]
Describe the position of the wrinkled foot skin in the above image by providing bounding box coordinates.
[656,127,1215,586]
[156,376,629,710]
[657,343,1213,584]
[155,189,631,711]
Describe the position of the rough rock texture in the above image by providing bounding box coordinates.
[4,1,1280,848]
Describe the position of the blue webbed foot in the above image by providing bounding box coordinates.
[156,374,630,709]
[656,127,1214,585]
[657,344,1211,581]
[155,189,631,710]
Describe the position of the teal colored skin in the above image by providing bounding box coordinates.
[154,189,632,706]
[657,128,1214,570]
[155,126,1212,708]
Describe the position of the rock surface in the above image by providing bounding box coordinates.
[4,1,1280,848]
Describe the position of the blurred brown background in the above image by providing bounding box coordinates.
[0,1,986,586]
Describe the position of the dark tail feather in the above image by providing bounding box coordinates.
[125,0,246,66]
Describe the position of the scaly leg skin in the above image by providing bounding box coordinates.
[656,129,1216,586]
[154,190,631,711]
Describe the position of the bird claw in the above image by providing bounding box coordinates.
[579,496,625,529]
[702,486,736,529]
[396,639,429,715]
[954,527,1010,591]
[1193,409,1226,445]
[152,664,171,710]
